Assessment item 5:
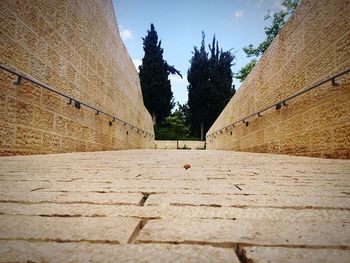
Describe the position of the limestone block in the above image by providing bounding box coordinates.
[65,119,82,139]
[0,38,30,74]
[245,247,350,263]
[0,6,16,40]
[33,39,49,65]
[0,94,7,124]
[33,107,55,132]
[146,193,350,209]
[61,136,76,152]
[151,206,350,223]
[0,190,143,206]
[7,97,34,127]
[41,89,64,113]
[0,203,159,219]
[0,122,15,148]
[334,125,350,151]
[294,132,311,153]
[309,129,332,151]
[14,81,42,105]
[263,125,278,143]
[16,21,38,51]
[324,100,349,127]
[76,140,87,152]
[15,126,42,151]
[81,125,90,141]
[0,241,237,263]
[54,115,68,135]
[137,218,350,247]
[9,0,39,30]
[0,215,139,244]
[0,71,15,97]
[29,56,47,81]
[280,138,294,154]
[42,132,61,153]
[335,33,350,72]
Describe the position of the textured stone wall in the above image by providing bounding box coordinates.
[154,140,206,150]
[207,0,350,159]
[0,0,154,155]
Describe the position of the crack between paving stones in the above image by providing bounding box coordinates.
[237,243,350,250]
[38,214,106,217]
[235,185,243,191]
[57,178,83,182]
[0,213,106,218]
[30,187,46,192]
[137,192,150,206]
[0,213,161,220]
[169,203,350,210]
[236,246,254,263]
[135,239,238,249]
[0,237,120,245]
[127,218,149,244]
[0,179,51,182]
[0,200,138,206]
[170,203,222,208]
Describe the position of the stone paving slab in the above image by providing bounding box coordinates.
[146,193,350,209]
[1,203,349,223]
[0,241,238,263]
[0,191,143,205]
[137,218,350,247]
[0,214,139,244]
[244,247,350,263]
[0,149,350,262]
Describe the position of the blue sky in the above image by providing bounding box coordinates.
[113,0,287,105]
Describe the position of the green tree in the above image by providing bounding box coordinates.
[188,33,235,140]
[208,36,236,127]
[188,32,211,140]
[236,0,299,81]
[154,104,191,140]
[235,59,257,82]
[139,24,182,125]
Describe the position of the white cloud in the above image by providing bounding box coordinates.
[256,0,264,8]
[132,59,142,72]
[234,10,243,18]
[274,0,287,11]
[120,29,133,41]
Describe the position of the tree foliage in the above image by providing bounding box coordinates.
[235,59,257,82]
[139,24,182,125]
[188,32,235,139]
[154,103,192,140]
[236,0,299,81]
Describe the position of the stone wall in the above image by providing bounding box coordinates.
[207,0,350,159]
[0,0,154,155]
[154,140,206,150]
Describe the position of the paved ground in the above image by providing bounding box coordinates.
[0,150,350,262]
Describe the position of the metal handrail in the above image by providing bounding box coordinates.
[207,67,350,138]
[0,63,154,138]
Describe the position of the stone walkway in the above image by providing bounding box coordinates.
[0,150,349,262]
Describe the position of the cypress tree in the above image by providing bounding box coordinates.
[188,33,235,140]
[139,24,181,125]
[187,32,211,140]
